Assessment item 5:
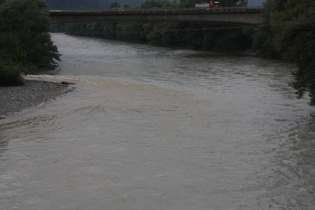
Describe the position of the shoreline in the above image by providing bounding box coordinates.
[0,79,74,118]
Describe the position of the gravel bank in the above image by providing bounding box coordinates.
[0,79,74,118]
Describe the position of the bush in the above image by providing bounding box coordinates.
[0,0,61,70]
[0,62,24,86]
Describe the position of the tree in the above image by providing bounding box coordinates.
[116,22,147,43]
[0,0,61,86]
[110,1,121,9]
[221,0,248,7]
[268,0,315,105]
[138,0,177,9]
[0,0,60,70]
[252,0,282,57]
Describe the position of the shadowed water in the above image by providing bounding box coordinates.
[0,33,314,209]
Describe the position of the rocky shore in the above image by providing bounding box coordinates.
[0,79,74,118]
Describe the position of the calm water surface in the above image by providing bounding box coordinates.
[0,33,314,209]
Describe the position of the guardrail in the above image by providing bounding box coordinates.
[49,7,262,15]
[49,7,263,25]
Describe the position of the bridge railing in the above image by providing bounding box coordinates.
[49,7,262,16]
[49,7,263,25]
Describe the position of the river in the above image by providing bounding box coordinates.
[0,33,314,209]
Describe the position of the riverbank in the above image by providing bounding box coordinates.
[0,79,74,118]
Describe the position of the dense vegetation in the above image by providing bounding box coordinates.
[0,0,60,86]
[253,0,315,105]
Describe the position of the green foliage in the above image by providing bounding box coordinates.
[270,0,315,105]
[221,0,248,7]
[270,0,314,62]
[0,0,60,67]
[110,1,121,9]
[179,0,195,8]
[138,0,177,9]
[252,0,279,57]
[0,0,60,86]
[0,62,24,86]
[147,22,178,46]
[254,0,315,105]
[116,22,147,42]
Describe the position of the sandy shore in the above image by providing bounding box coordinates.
[0,79,74,118]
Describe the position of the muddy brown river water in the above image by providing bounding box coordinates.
[0,33,314,209]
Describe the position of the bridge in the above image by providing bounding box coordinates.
[49,8,263,25]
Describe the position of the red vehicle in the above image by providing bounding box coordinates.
[210,1,220,8]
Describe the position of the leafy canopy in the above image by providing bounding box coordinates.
[0,0,60,70]
[268,0,315,105]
